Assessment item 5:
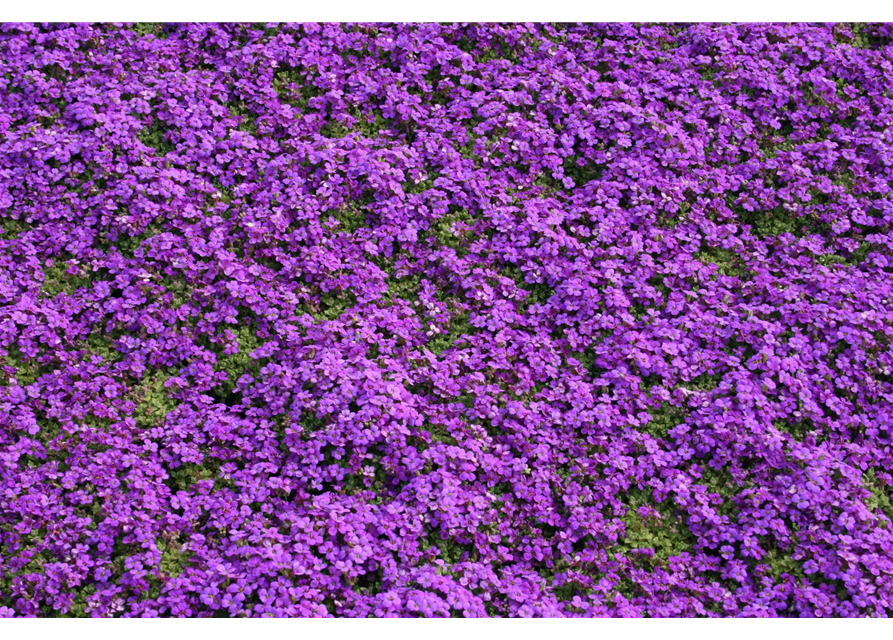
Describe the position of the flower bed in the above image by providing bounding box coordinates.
[1,22,893,617]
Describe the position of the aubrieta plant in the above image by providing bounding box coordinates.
[1,22,893,618]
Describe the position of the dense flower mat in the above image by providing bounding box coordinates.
[1,22,893,618]
[0,614,893,640]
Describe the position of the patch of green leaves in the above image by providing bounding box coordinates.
[737,204,828,239]
[132,23,169,39]
[327,205,367,234]
[694,247,748,279]
[428,210,474,254]
[40,261,92,298]
[228,102,258,135]
[642,404,687,440]
[696,466,741,518]
[272,68,322,111]
[618,489,697,566]
[77,328,125,365]
[758,546,807,582]
[562,156,605,187]
[849,23,891,50]
[426,309,471,355]
[502,264,554,309]
[133,370,178,428]
[863,470,893,522]
[138,121,175,155]
[313,289,357,322]
[682,371,724,392]
[212,325,263,402]
[0,216,29,239]
[382,272,422,305]
[816,242,880,268]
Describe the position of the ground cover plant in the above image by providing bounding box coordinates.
[1,22,893,617]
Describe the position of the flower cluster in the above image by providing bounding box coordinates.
[1,22,893,617]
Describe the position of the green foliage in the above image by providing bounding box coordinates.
[426,529,475,564]
[849,23,891,50]
[737,204,829,239]
[428,210,474,254]
[683,371,724,391]
[562,156,605,187]
[212,325,263,401]
[1,344,45,387]
[382,271,422,305]
[133,371,178,427]
[642,404,687,439]
[696,466,741,518]
[568,348,597,374]
[138,121,175,155]
[772,418,817,442]
[228,101,257,135]
[694,247,749,279]
[618,489,697,566]
[313,289,357,322]
[65,585,96,617]
[863,470,893,522]
[327,205,366,234]
[700,66,717,82]
[759,546,807,582]
[816,253,847,267]
[208,177,234,205]
[78,328,124,365]
[354,110,389,138]
[272,68,322,111]
[426,309,471,355]
[353,568,384,596]
[425,418,459,445]
[552,579,589,602]
[404,175,436,195]
[167,463,216,494]
[40,261,92,298]
[816,242,879,268]
[502,264,554,309]
[113,222,166,259]
[299,410,327,432]
[0,216,29,239]
[320,120,350,138]
[647,273,671,301]
[132,23,168,39]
